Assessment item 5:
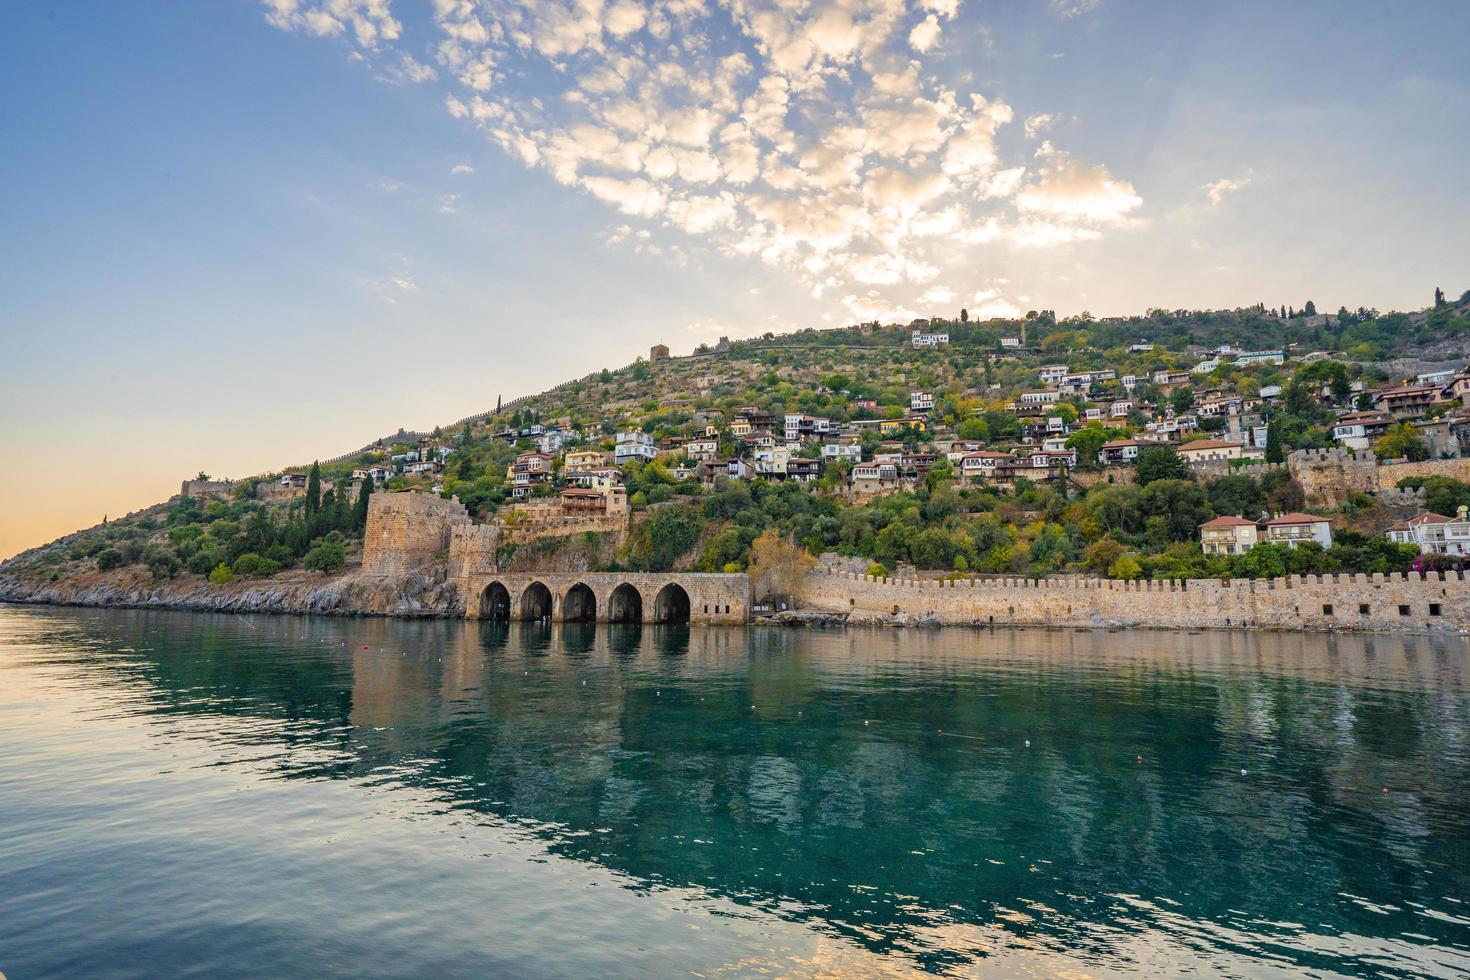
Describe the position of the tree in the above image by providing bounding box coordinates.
[305,461,322,520]
[747,530,817,599]
[1169,385,1194,415]
[303,540,346,572]
[1303,300,1317,316]
[353,477,374,533]
[96,548,124,571]
[960,308,969,323]
[1373,422,1430,462]
[1065,423,1110,469]
[642,507,702,571]
[1265,418,1285,463]
[1135,445,1191,485]
[1107,553,1142,580]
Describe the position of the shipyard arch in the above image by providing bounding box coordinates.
[653,583,691,624]
[608,583,643,623]
[562,583,597,622]
[481,582,511,621]
[519,581,553,621]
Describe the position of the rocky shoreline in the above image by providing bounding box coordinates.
[0,564,461,619]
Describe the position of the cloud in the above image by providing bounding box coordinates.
[451,163,475,175]
[1048,0,1101,18]
[1023,112,1056,139]
[269,0,1142,320]
[1016,143,1141,223]
[438,193,461,213]
[1205,171,1254,206]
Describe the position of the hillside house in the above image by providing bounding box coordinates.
[684,438,720,462]
[821,443,863,462]
[614,430,656,464]
[1371,384,1442,414]
[786,458,820,483]
[1234,350,1285,366]
[280,473,307,489]
[912,327,949,348]
[1263,513,1334,549]
[1100,439,1145,465]
[1200,516,1259,555]
[851,461,900,494]
[1386,510,1470,555]
[1331,412,1394,450]
[910,391,934,412]
[1178,439,1252,464]
[562,448,606,473]
[509,451,553,498]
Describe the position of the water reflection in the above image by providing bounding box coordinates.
[5,608,1470,977]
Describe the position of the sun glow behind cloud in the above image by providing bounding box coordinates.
[266,0,1141,321]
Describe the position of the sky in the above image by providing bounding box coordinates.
[1,0,1468,559]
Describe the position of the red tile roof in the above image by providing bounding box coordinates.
[1265,512,1330,526]
[1200,516,1257,528]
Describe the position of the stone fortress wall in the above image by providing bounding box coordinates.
[362,493,471,577]
[803,567,1470,632]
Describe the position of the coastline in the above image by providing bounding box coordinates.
[5,564,1470,635]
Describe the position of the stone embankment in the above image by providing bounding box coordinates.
[0,565,461,618]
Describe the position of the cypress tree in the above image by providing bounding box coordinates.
[305,461,321,520]
[353,476,374,534]
[1265,418,1284,464]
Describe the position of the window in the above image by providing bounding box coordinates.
[1429,603,1442,617]
[1322,604,1333,616]
[1359,603,1370,615]
[1399,604,1411,616]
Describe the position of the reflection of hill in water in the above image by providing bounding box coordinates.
[40,610,1470,973]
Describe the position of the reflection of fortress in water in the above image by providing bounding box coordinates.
[85,610,1470,970]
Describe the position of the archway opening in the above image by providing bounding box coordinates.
[608,583,644,623]
[563,583,597,622]
[519,581,553,622]
[482,582,511,621]
[653,583,691,624]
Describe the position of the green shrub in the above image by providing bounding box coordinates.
[208,563,235,585]
[95,548,125,571]
[303,540,346,572]
[865,562,889,577]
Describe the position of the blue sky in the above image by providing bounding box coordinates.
[1,0,1467,558]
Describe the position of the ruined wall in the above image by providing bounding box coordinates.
[180,479,233,498]
[363,492,472,576]
[802,568,1470,633]
[1287,449,1378,506]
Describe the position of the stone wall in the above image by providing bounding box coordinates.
[363,492,471,576]
[1374,457,1470,491]
[180,479,233,498]
[460,571,751,624]
[802,568,1470,633]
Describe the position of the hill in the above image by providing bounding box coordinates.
[4,289,1470,609]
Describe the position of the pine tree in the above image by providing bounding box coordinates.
[305,461,321,521]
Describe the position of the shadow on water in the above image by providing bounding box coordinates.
[20,607,1470,977]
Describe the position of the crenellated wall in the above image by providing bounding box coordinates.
[802,568,1470,632]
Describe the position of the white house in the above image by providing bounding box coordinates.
[912,327,949,348]
[1038,364,1069,385]
[821,443,863,462]
[1386,509,1470,555]
[1200,516,1260,555]
[614,430,657,464]
[1262,513,1333,549]
[1235,350,1285,366]
[910,391,935,412]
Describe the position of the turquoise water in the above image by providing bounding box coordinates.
[1,607,1468,977]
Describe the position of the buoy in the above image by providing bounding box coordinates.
[1382,787,1390,795]
[1240,769,1248,776]
[864,720,869,726]
[1136,755,1143,763]
[1024,740,1030,747]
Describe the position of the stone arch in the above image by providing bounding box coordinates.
[563,582,597,622]
[481,581,511,621]
[608,583,643,623]
[519,581,553,621]
[653,583,691,624]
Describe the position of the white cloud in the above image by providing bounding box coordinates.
[438,193,461,213]
[909,15,941,53]
[1016,143,1141,223]
[451,163,475,175]
[1205,171,1254,206]
[1023,112,1056,139]
[1048,0,1101,18]
[269,0,1143,319]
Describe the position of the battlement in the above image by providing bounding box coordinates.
[805,567,1470,632]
